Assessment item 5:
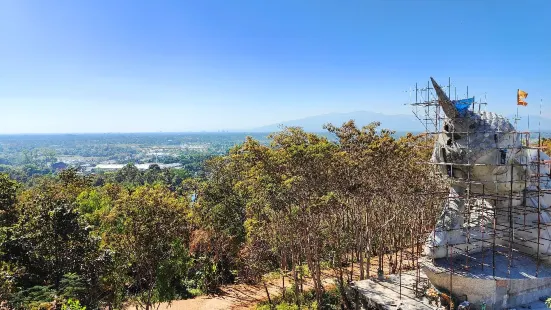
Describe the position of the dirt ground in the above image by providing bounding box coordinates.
[154,281,300,310]
[152,272,336,310]
[148,253,419,310]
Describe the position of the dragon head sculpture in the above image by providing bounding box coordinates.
[430,77,526,194]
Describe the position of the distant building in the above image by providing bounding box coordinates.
[93,163,183,171]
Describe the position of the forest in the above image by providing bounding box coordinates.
[4,122,549,309]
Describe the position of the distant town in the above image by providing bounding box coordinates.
[0,133,275,181]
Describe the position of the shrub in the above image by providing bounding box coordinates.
[61,299,86,310]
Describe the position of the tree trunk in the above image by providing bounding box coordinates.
[349,251,354,282]
[292,255,300,307]
[315,261,323,305]
[359,243,365,280]
[263,281,273,309]
[366,235,372,278]
[281,253,286,298]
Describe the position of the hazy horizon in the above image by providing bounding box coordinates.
[0,108,549,135]
[0,109,423,134]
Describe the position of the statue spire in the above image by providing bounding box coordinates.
[431,77,458,119]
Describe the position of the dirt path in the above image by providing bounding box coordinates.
[154,272,336,310]
[143,252,419,310]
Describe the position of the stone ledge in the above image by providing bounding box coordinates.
[348,271,438,310]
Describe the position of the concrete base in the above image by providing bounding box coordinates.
[349,271,551,310]
[422,250,551,310]
[348,252,551,310]
[348,271,439,310]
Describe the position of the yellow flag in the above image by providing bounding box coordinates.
[517,89,528,106]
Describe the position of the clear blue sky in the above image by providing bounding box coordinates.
[1,0,549,133]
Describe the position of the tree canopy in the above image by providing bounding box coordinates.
[0,123,444,309]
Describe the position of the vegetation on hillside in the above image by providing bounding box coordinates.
[0,122,445,309]
[542,137,551,154]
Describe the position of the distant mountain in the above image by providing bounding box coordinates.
[248,111,425,133]
[247,111,551,134]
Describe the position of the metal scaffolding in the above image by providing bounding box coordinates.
[393,78,550,308]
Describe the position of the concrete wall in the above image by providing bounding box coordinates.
[423,267,551,310]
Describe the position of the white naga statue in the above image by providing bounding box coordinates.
[424,77,551,262]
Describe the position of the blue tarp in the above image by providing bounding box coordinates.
[453,97,475,116]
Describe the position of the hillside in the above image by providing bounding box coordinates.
[248,111,424,132]
[248,111,551,133]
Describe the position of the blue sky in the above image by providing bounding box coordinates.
[0,0,549,133]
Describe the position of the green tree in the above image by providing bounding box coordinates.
[542,138,551,154]
[0,174,20,303]
[190,155,248,291]
[102,185,191,310]
[3,172,107,309]
[114,163,142,186]
[0,173,18,227]
[143,164,162,184]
